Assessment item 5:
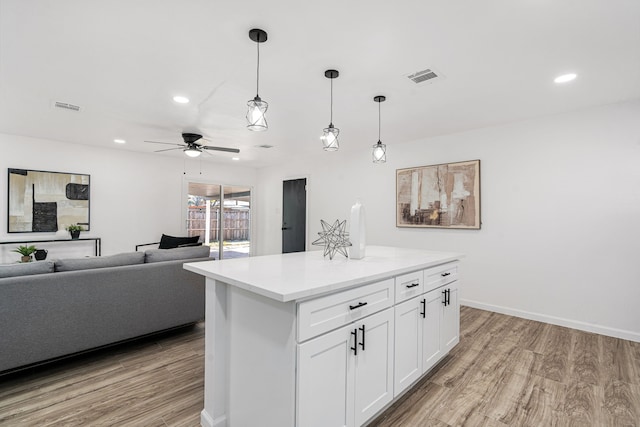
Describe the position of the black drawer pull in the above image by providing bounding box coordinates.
[406,283,420,288]
[349,301,368,310]
[441,272,451,277]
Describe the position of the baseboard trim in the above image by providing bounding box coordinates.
[200,410,226,427]
[461,299,640,343]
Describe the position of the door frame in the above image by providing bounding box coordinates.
[182,176,256,257]
[282,174,309,253]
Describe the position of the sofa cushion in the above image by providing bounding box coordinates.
[145,245,211,263]
[158,234,199,249]
[0,261,55,278]
[55,252,144,272]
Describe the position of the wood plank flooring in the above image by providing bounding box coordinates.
[370,307,640,427]
[0,324,205,426]
[1,308,639,426]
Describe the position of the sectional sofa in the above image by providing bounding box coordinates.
[0,245,211,374]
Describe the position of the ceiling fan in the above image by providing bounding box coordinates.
[145,133,240,157]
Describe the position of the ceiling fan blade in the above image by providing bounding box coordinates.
[201,145,240,153]
[145,140,184,147]
[154,147,183,153]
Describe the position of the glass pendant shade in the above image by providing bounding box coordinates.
[322,124,340,151]
[246,96,268,131]
[372,141,386,163]
[184,147,202,157]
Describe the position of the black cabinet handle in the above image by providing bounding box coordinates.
[281,227,289,230]
[350,328,358,355]
[359,325,365,351]
[406,283,420,288]
[349,301,368,310]
[441,272,451,277]
[420,299,426,318]
[442,288,451,306]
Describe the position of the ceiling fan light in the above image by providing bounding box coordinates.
[246,96,268,131]
[322,124,340,151]
[184,147,202,157]
[372,141,386,163]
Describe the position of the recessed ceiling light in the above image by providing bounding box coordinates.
[173,95,190,104]
[232,157,240,161]
[114,139,126,144]
[554,73,577,84]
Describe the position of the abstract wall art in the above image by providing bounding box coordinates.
[8,168,90,233]
[396,160,480,229]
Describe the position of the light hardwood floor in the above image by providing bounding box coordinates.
[1,307,639,426]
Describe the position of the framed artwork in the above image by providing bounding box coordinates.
[396,160,480,229]
[8,168,90,233]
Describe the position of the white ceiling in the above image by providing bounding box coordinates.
[1,0,639,168]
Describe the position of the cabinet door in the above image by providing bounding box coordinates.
[297,324,355,427]
[422,287,443,374]
[394,297,423,396]
[441,282,459,354]
[353,308,394,427]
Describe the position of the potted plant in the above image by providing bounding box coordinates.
[13,245,37,263]
[66,224,84,240]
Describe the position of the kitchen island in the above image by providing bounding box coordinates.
[185,246,463,427]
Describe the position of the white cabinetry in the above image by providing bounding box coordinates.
[394,264,460,398]
[441,281,459,354]
[394,296,423,393]
[298,290,395,427]
[187,247,463,427]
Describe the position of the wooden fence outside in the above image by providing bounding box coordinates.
[187,207,250,242]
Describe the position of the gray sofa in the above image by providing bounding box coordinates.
[0,245,211,374]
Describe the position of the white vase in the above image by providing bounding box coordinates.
[349,200,366,259]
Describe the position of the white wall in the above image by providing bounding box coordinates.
[0,133,257,256]
[255,99,640,341]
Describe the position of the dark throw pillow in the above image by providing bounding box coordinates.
[158,234,199,249]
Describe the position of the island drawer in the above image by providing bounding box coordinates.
[297,278,394,342]
[424,262,458,292]
[395,270,424,303]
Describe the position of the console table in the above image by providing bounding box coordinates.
[0,237,101,261]
[184,246,462,427]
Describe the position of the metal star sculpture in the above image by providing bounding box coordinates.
[312,219,352,260]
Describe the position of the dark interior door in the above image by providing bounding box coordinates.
[282,178,306,253]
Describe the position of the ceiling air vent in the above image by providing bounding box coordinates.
[406,68,444,85]
[53,101,81,112]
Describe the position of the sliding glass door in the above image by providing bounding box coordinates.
[186,182,251,260]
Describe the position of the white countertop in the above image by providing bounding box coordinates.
[184,246,463,303]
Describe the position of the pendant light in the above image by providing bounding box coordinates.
[372,95,387,163]
[321,69,340,151]
[246,29,268,131]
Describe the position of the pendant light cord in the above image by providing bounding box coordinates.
[378,101,381,141]
[256,40,260,97]
[330,78,333,125]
